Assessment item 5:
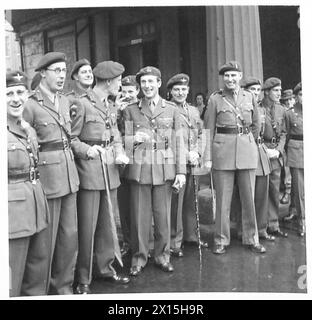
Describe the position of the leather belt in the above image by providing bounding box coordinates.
[136,141,168,150]
[39,139,71,152]
[81,136,114,147]
[289,134,303,141]
[256,137,264,145]
[8,168,40,183]
[264,137,280,144]
[216,126,251,135]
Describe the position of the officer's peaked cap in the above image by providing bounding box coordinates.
[280,89,294,101]
[121,75,138,87]
[293,82,302,95]
[242,77,261,89]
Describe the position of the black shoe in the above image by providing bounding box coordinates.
[280,193,290,204]
[248,243,266,254]
[267,229,288,238]
[148,250,154,259]
[129,265,143,277]
[213,245,226,255]
[155,262,174,273]
[101,274,130,284]
[170,248,184,257]
[75,284,91,294]
[259,233,275,241]
[184,240,209,248]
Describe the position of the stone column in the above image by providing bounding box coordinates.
[206,6,263,93]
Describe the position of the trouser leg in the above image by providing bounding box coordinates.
[170,179,185,249]
[76,189,100,285]
[213,170,235,246]
[290,168,305,229]
[182,174,199,243]
[118,179,131,245]
[268,160,282,231]
[50,193,78,295]
[255,175,269,236]
[21,227,50,296]
[153,183,172,264]
[130,183,153,268]
[94,189,118,277]
[237,169,259,245]
[9,237,29,297]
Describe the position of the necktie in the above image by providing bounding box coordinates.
[149,101,155,114]
[233,91,238,103]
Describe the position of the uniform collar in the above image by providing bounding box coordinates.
[39,83,58,104]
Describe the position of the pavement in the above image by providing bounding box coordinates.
[89,177,306,294]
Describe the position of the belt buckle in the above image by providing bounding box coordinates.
[237,125,243,135]
[271,137,276,144]
[257,137,262,145]
[105,139,110,148]
[29,168,37,184]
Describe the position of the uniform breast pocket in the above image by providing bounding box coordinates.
[37,153,62,196]
[35,119,58,137]
[217,106,235,125]
[241,104,253,123]
[85,114,105,137]
[8,143,28,170]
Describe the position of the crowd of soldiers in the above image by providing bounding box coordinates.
[7,52,304,297]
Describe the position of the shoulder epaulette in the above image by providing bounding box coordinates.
[165,100,176,106]
[212,89,223,96]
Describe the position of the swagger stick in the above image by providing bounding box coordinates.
[192,173,202,262]
[99,151,123,267]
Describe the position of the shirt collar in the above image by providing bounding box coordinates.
[39,83,57,103]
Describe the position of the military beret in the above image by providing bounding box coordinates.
[121,75,138,87]
[166,73,190,89]
[30,72,42,91]
[280,89,294,101]
[6,70,28,88]
[70,58,91,80]
[293,82,302,94]
[136,66,161,83]
[35,52,67,71]
[262,77,281,90]
[93,61,125,80]
[242,77,261,88]
[219,60,242,75]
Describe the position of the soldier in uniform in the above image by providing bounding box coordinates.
[66,58,94,119]
[23,52,80,295]
[204,61,266,255]
[71,61,130,294]
[117,75,140,256]
[241,77,275,241]
[123,66,186,276]
[166,73,209,258]
[260,77,288,238]
[285,82,304,236]
[279,89,295,206]
[7,70,50,297]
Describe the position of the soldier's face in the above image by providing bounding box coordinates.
[170,85,189,105]
[76,65,94,88]
[223,71,242,90]
[247,84,262,99]
[140,75,161,99]
[268,86,282,103]
[6,85,28,119]
[121,85,139,103]
[108,75,122,96]
[196,95,204,105]
[42,62,67,93]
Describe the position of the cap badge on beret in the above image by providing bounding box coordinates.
[14,73,24,81]
[180,78,187,83]
[145,67,152,73]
